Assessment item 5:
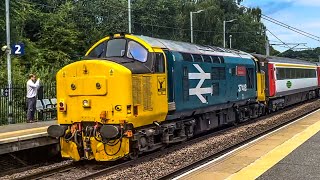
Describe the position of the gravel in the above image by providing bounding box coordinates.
[3,100,320,180]
[0,160,73,180]
[95,100,320,180]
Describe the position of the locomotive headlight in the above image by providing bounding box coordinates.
[83,99,91,108]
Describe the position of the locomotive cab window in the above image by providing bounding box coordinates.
[87,38,149,63]
[154,53,165,73]
[127,41,148,62]
[106,39,127,57]
[87,42,106,58]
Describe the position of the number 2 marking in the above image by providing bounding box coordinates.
[15,45,21,54]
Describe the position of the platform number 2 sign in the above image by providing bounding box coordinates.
[11,43,25,55]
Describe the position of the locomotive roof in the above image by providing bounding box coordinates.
[134,35,254,59]
[252,54,317,66]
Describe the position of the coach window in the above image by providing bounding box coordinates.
[297,69,302,78]
[106,39,127,57]
[192,54,203,62]
[310,69,315,78]
[277,68,283,80]
[302,69,306,78]
[127,41,148,62]
[288,69,293,79]
[154,53,165,73]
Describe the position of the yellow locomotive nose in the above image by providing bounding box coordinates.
[55,60,132,125]
[51,60,132,161]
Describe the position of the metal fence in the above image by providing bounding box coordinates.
[0,83,56,125]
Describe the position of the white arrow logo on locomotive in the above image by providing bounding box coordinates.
[189,64,212,103]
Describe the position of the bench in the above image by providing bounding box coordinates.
[36,98,57,121]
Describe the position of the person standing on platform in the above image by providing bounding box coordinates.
[26,74,40,123]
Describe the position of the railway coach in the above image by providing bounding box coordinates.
[253,54,319,112]
[47,33,316,162]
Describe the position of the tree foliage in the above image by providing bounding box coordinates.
[280,48,320,62]
[0,0,280,85]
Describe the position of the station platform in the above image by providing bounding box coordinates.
[174,109,320,180]
[0,120,58,155]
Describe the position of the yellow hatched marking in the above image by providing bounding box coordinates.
[0,127,48,138]
[227,119,320,180]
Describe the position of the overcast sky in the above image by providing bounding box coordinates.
[242,0,320,52]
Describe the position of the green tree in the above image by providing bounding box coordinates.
[0,0,288,86]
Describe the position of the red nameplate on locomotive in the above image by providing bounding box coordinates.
[236,66,246,76]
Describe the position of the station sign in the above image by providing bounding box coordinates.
[11,43,25,55]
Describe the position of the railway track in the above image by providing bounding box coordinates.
[9,99,320,180]
[13,161,76,180]
[158,106,320,179]
[72,100,320,180]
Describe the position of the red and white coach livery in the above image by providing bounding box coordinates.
[253,54,318,112]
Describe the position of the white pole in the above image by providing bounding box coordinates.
[229,35,232,48]
[128,0,131,33]
[265,29,270,56]
[190,12,193,43]
[5,0,13,124]
[223,20,226,48]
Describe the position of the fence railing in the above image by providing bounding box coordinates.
[0,83,56,125]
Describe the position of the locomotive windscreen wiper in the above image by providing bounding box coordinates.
[125,50,136,63]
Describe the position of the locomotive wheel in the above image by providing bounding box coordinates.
[129,149,139,160]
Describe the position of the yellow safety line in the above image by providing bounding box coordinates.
[227,119,320,180]
[0,126,48,137]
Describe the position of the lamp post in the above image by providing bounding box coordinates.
[128,0,131,33]
[5,0,13,124]
[190,10,204,43]
[223,19,237,48]
[229,35,232,49]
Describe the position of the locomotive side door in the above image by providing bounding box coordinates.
[151,47,169,120]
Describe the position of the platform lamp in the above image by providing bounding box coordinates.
[190,9,204,43]
[223,19,237,48]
